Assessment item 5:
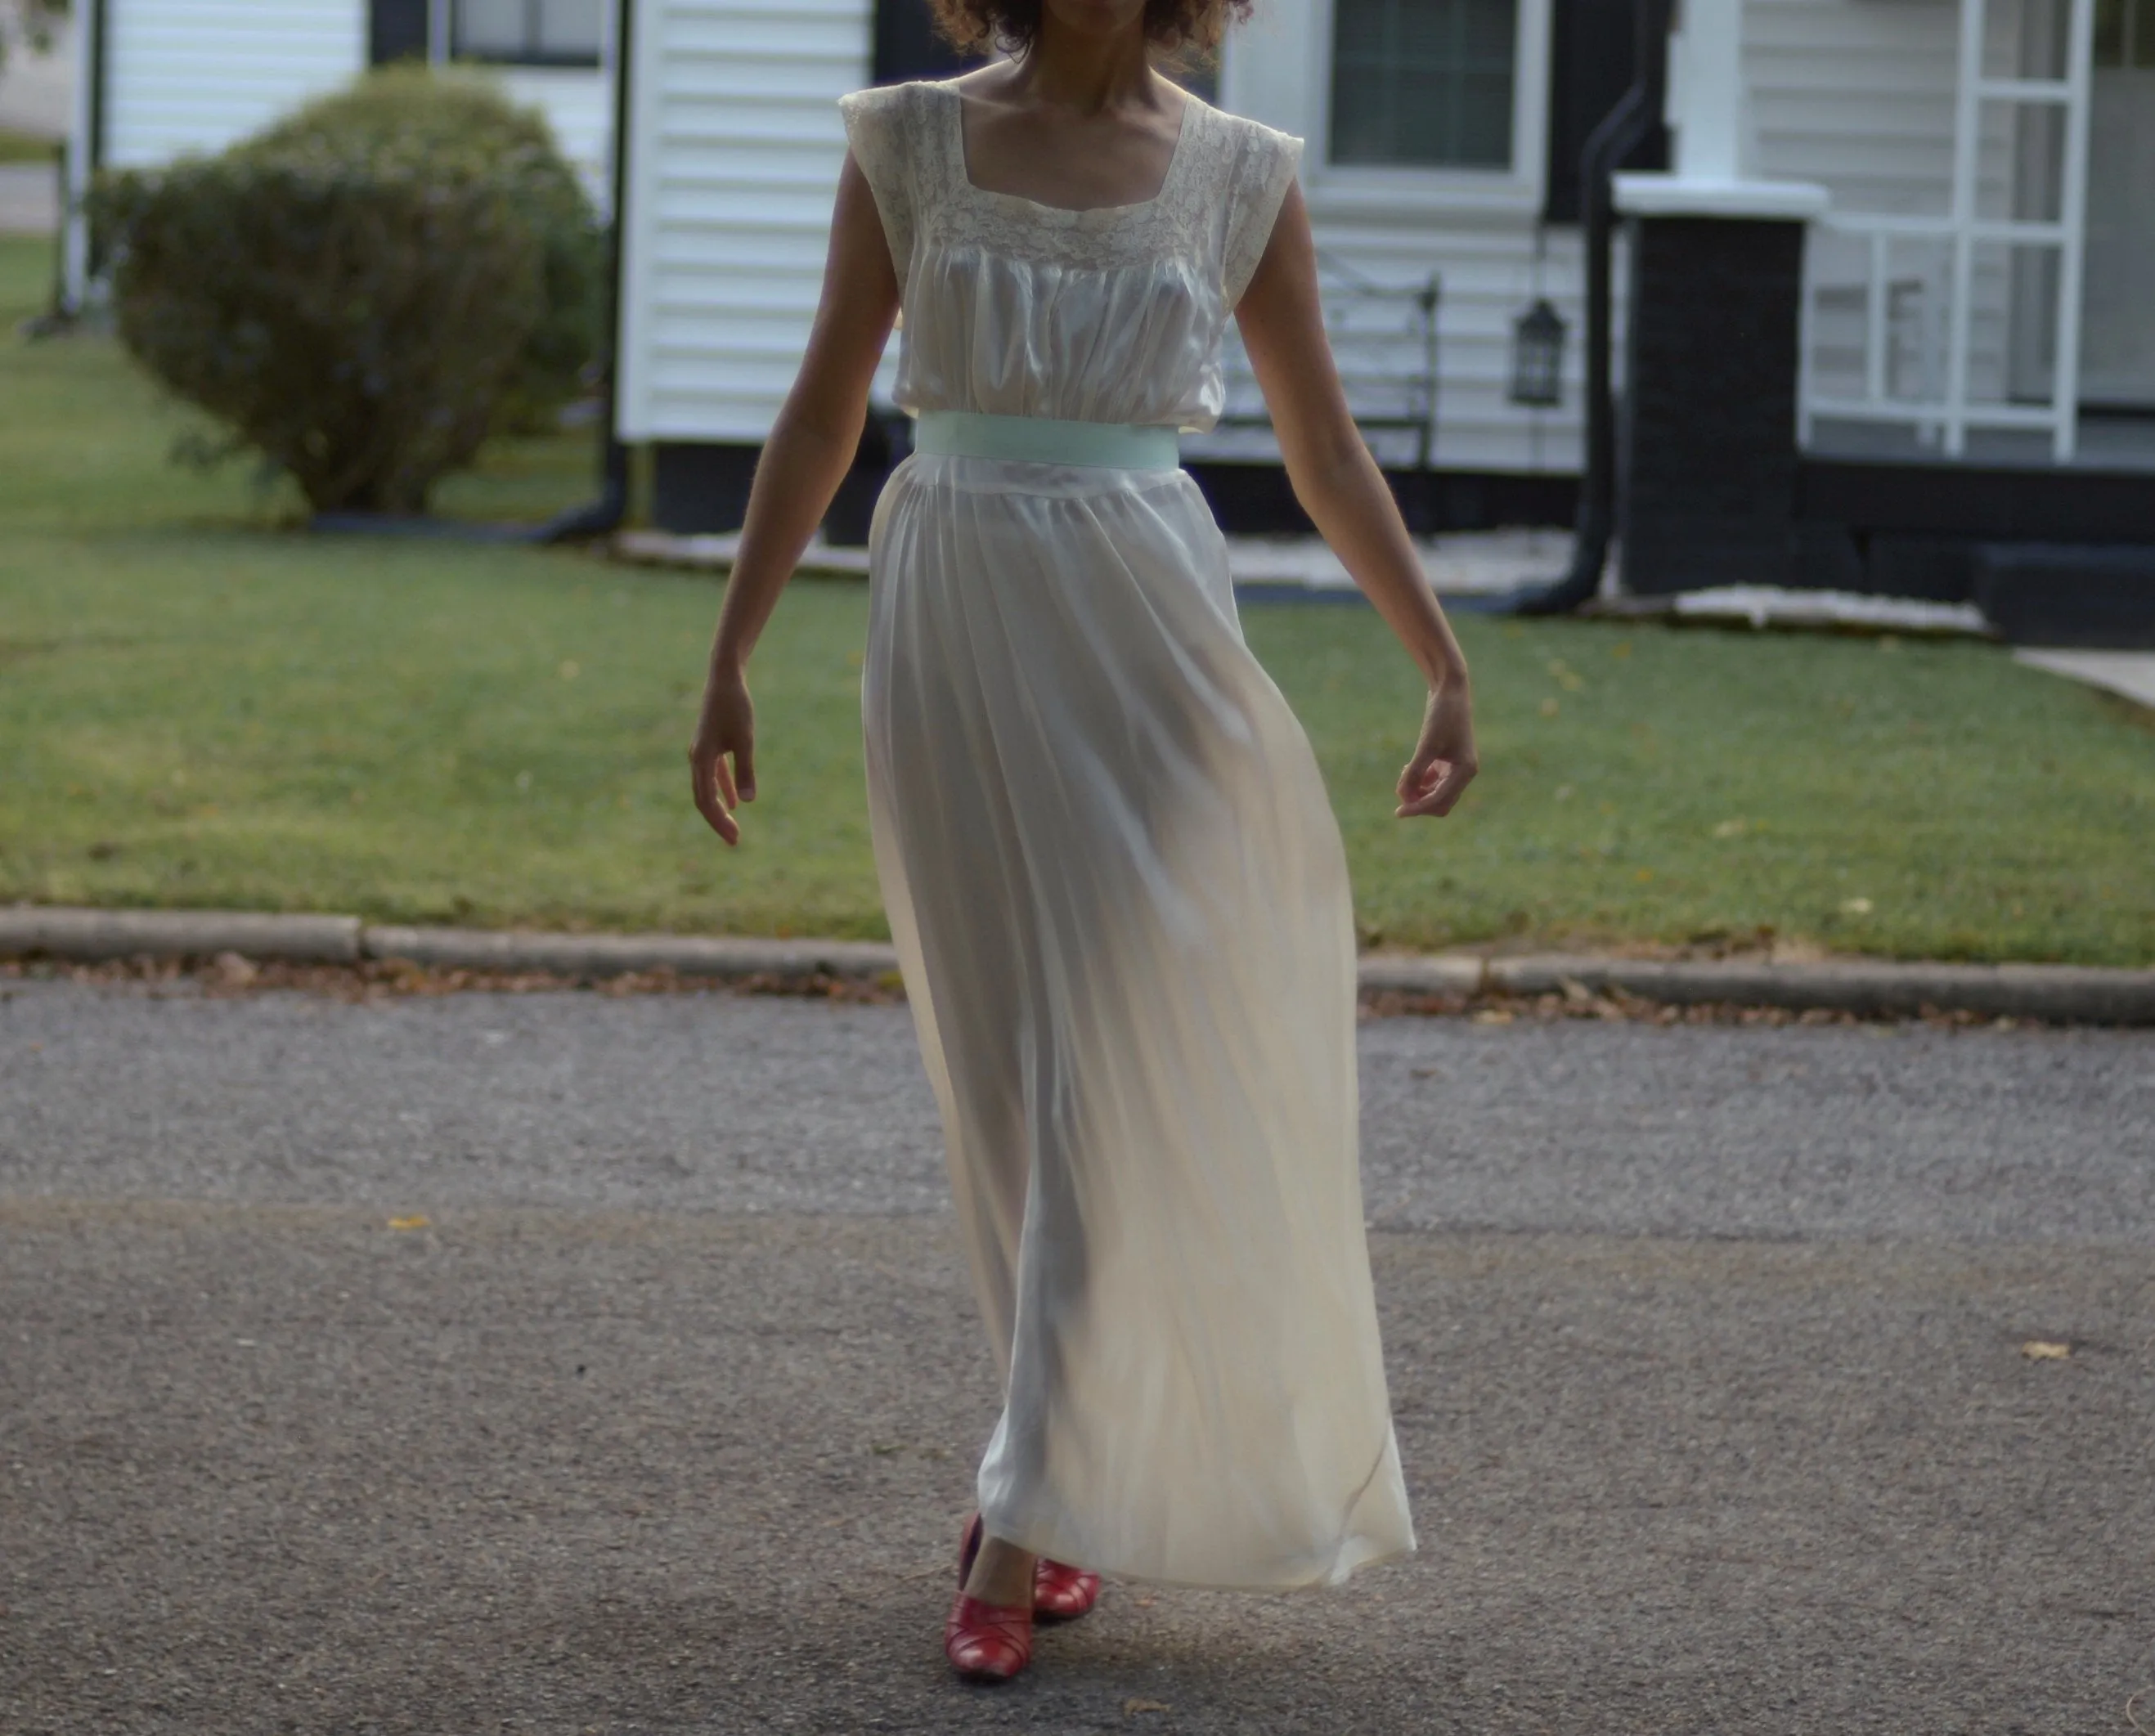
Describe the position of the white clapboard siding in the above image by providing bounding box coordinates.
[1199,0,1593,477]
[616,0,873,442]
[103,0,364,167]
[1187,205,1596,476]
[617,0,1590,473]
[496,65,616,213]
[1745,0,1961,213]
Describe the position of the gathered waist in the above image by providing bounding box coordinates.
[911,410,1181,472]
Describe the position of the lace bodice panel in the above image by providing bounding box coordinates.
[837,80,1304,432]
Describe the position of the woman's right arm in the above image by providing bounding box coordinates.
[689,152,901,845]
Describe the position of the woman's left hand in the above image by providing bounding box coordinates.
[1395,681,1477,819]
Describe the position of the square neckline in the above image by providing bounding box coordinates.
[938,79,1201,223]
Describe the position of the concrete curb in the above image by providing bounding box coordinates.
[5,908,2153,1025]
[0,906,362,964]
[359,925,897,983]
[1496,955,2155,1025]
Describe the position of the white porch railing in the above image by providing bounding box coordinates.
[1799,0,2096,462]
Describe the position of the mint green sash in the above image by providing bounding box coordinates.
[913,410,1181,471]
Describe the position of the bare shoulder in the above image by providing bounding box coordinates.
[941,63,1017,105]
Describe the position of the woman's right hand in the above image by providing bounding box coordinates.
[689,663,756,846]
[1395,678,1477,820]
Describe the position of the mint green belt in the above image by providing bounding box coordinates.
[912,410,1180,471]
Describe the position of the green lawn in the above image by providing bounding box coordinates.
[0,128,62,166]
[2,235,2150,962]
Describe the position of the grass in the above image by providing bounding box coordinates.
[2,234,2151,963]
[0,127,62,166]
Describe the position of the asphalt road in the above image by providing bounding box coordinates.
[4,978,2153,1734]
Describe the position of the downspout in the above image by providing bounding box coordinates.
[540,0,634,542]
[60,0,109,315]
[1508,0,1671,615]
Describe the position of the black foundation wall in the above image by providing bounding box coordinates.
[652,442,761,536]
[1187,462,1574,537]
[1618,214,1807,594]
[649,442,1576,541]
[652,415,904,545]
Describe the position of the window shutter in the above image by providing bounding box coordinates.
[1542,0,1668,223]
[369,0,431,65]
[872,0,976,84]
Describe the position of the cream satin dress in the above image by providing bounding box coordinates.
[840,79,1415,1591]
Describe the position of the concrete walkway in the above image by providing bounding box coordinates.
[0,14,67,236]
[0,13,72,141]
[2016,648,2155,711]
[0,159,56,234]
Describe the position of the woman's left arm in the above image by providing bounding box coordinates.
[1234,179,1479,820]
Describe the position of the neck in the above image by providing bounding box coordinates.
[1019,13,1159,113]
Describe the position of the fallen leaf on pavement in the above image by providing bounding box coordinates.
[387,1214,431,1231]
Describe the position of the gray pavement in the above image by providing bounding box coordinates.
[6,980,2150,1240]
[4,978,2153,1734]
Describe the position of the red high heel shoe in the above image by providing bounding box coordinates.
[945,1514,1033,1682]
[1031,1555,1102,1622]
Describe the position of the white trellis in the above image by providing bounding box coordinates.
[1799,0,2095,461]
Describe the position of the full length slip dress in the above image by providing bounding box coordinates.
[839,78,1416,1591]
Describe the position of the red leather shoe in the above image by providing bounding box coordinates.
[947,1514,1032,1681]
[1031,1557,1102,1622]
[944,1590,1033,1681]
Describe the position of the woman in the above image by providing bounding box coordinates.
[689,0,1478,1684]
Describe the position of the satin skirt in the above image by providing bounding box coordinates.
[860,450,1415,1590]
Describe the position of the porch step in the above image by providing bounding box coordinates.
[1972,543,2155,648]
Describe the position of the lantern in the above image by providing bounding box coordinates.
[1508,298,1567,409]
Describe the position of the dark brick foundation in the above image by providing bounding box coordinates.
[1618,214,1807,594]
[1972,544,2155,648]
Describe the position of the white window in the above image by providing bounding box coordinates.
[1329,0,1519,169]
[1217,0,1547,210]
[456,0,603,65]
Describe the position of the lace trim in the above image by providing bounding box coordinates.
[916,82,1235,273]
[847,80,1305,310]
[837,85,916,285]
[1223,127,1305,310]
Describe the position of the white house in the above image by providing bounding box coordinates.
[615,0,1636,532]
[611,0,2153,632]
[61,0,2155,625]
[63,0,616,307]
[1744,0,2155,463]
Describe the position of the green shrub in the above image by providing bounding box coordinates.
[249,68,605,430]
[91,67,602,514]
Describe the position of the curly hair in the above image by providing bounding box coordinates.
[927,0,1255,58]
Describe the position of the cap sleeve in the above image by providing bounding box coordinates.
[1222,121,1305,311]
[837,84,916,283]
